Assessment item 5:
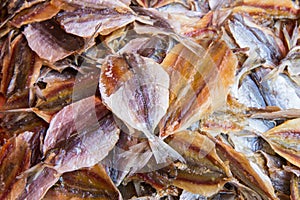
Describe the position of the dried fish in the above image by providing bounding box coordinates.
[159,40,237,136]
[1,1,300,199]
[234,75,268,109]
[43,96,109,154]
[0,0,44,29]
[52,0,132,10]
[10,1,60,28]
[215,135,278,199]
[290,174,300,200]
[209,0,236,10]
[23,19,85,63]
[0,34,42,108]
[230,180,263,200]
[43,96,120,173]
[43,164,121,200]
[262,118,300,168]
[227,14,285,66]
[129,131,231,198]
[33,78,75,121]
[251,108,300,120]
[14,96,120,200]
[104,138,153,185]
[134,0,188,8]
[56,7,135,37]
[1,35,35,95]
[16,166,60,200]
[233,0,299,19]
[167,131,232,197]
[0,111,48,145]
[0,132,33,199]
[252,68,300,110]
[133,6,173,30]
[99,53,183,164]
[34,66,100,122]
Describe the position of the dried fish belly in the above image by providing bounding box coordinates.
[1,0,300,199]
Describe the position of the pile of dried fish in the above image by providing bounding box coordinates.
[1,0,300,199]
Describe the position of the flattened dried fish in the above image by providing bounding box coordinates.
[167,131,232,197]
[159,40,237,136]
[0,0,44,29]
[17,166,60,200]
[0,132,33,199]
[228,14,285,65]
[16,97,120,200]
[100,53,183,164]
[0,111,48,145]
[43,96,120,173]
[33,79,75,121]
[262,118,300,168]
[53,0,132,10]
[1,0,300,199]
[233,0,299,19]
[56,8,135,37]
[130,131,232,198]
[290,174,300,200]
[34,67,100,121]
[0,34,42,104]
[44,164,121,200]
[215,135,278,199]
[252,69,300,110]
[135,0,187,8]
[10,1,60,28]
[23,19,84,63]
[133,6,173,30]
[43,96,109,154]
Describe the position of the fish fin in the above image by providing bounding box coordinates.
[148,136,185,164]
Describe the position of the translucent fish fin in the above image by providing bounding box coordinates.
[148,136,185,164]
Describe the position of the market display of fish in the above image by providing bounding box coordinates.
[1,0,300,199]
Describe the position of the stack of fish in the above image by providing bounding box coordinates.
[0,0,299,199]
